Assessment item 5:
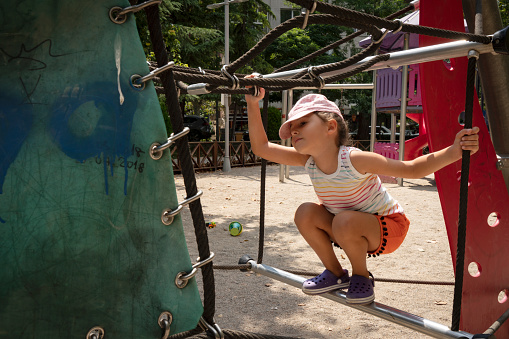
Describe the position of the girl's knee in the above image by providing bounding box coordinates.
[294,202,320,223]
[332,211,360,237]
[294,202,331,232]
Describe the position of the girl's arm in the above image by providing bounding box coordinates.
[350,127,480,179]
[246,86,309,167]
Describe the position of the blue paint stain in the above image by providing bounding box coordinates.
[50,82,136,195]
[0,94,33,195]
[0,93,34,224]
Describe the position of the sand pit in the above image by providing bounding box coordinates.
[176,164,455,338]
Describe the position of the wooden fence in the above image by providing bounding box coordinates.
[170,140,370,173]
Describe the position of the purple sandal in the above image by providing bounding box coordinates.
[346,272,375,305]
[302,269,350,295]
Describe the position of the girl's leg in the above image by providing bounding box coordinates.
[331,211,381,278]
[294,202,345,277]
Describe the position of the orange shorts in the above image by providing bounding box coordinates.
[368,213,410,257]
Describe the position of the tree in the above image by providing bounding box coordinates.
[227,0,275,74]
[134,0,274,139]
[500,0,509,26]
[259,1,409,139]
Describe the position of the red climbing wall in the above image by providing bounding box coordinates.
[420,0,509,335]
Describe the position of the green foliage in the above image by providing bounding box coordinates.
[501,0,509,26]
[135,0,274,127]
[267,106,282,141]
[264,28,319,69]
[158,94,173,137]
[137,0,509,145]
[262,24,350,71]
[333,0,408,16]
[227,0,276,74]
[182,95,217,118]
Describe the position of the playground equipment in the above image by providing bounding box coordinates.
[1,0,508,338]
[360,9,427,168]
[0,1,202,337]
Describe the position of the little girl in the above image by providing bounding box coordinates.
[245,86,480,305]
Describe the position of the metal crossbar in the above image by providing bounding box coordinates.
[247,260,474,339]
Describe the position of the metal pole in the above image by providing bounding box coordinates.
[215,99,220,141]
[207,0,249,171]
[370,64,377,152]
[390,114,397,144]
[187,40,494,95]
[397,33,410,186]
[292,83,374,90]
[463,0,509,193]
[247,260,474,339]
[222,0,231,172]
[285,90,293,179]
[279,90,288,182]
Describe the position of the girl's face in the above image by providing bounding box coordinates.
[289,113,333,154]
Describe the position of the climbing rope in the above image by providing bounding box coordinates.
[450,0,482,330]
[212,264,454,286]
[143,3,218,333]
[450,43,477,336]
[184,329,302,339]
[287,0,491,44]
[257,95,271,265]
[274,3,415,74]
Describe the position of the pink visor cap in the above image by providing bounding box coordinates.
[278,93,343,140]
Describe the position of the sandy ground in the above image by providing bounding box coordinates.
[175,164,456,338]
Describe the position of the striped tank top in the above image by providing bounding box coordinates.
[305,146,404,216]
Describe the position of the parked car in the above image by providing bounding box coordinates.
[183,115,213,141]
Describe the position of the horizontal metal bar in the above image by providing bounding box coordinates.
[271,40,494,79]
[483,306,509,336]
[248,260,473,339]
[293,83,374,90]
[207,0,248,10]
[187,83,210,95]
[186,39,493,94]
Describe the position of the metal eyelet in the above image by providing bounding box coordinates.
[175,252,215,288]
[158,311,173,339]
[161,190,203,225]
[301,0,317,29]
[221,65,240,90]
[130,62,175,91]
[308,66,325,89]
[150,127,190,160]
[86,327,104,339]
[109,0,163,24]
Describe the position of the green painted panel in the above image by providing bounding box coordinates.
[0,1,202,337]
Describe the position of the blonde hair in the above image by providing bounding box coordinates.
[315,111,352,147]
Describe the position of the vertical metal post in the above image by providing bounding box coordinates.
[280,90,288,182]
[390,114,397,144]
[215,99,220,141]
[285,90,293,179]
[223,0,231,172]
[397,33,410,186]
[370,68,378,152]
[462,0,509,193]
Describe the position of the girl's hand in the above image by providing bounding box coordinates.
[244,74,265,104]
[452,126,480,158]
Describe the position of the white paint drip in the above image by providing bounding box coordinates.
[115,34,125,105]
